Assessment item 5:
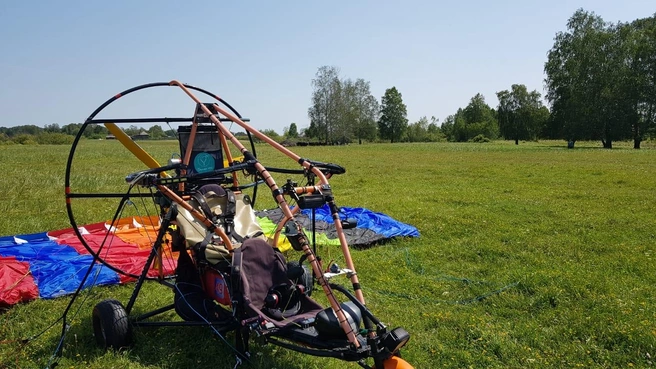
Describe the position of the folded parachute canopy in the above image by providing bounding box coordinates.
[0,217,177,307]
[0,255,38,306]
[0,206,418,307]
[257,205,420,249]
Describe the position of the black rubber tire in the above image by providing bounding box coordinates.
[92,299,132,350]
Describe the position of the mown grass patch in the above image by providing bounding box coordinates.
[1,140,655,368]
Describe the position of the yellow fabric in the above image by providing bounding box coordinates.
[223,156,244,167]
[257,216,292,252]
[256,216,341,252]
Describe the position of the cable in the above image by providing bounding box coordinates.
[403,248,488,285]
[44,182,144,368]
[370,281,519,305]
[172,282,252,365]
[165,121,180,142]
[132,186,177,276]
[365,248,520,305]
[45,248,115,368]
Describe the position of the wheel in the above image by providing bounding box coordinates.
[92,299,132,350]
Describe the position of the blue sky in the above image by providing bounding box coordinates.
[0,1,653,133]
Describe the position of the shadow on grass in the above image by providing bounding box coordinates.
[543,143,643,150]
[28,316,314,369]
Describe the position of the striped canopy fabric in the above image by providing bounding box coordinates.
[0,207,418,306]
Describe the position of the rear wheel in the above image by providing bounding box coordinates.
[92,299,132,350]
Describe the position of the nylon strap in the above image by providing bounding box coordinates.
[231,247,243,304]
[191,192,216,222]
[223,190,242,242]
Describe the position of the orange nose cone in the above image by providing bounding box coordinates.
[380,356,414,369]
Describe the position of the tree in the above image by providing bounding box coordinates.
[497,84,549,144]
[148,125,166,139]
[82,124,109,139]
[598,22,636,149]
[341,78,379,144]
[405,116,443,142]
[44,123,61,133]
[307,66,342,144]
[440,115,455,139]
[426,116,444,142]
[123,125,140,137]
[463,93,492,125]
[406,116,429,142]
[378,87,408,143]
[626,15,656,148]
[545,9,641,148]
[546,10,606,146]
[444,94,498,142]
[61,123,82,136]
[451,110,468,142]
[355,93,379,143]
[307,67,379,144]
[536,106,551,139]
[286,123,299,138]
[259,129,281,143]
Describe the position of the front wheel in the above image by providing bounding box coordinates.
[92,299,132,350]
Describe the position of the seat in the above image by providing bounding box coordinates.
[175,184,266,265]
[235,238,323,327]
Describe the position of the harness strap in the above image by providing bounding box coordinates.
[191,192,216,222]
[231,247,243,308]
[230,247,250,356]
[192,229,215,264]
[226,190,237,217]
[191,189,251,245]
[224,190,237,236]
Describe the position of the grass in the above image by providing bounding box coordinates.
[1,139,655,368]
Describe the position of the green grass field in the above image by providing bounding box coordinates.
[1,140,655,368]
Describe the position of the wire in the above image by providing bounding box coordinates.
[0,223,123,368]
[132,186,177,276]
[44,182,144,368]
[45,249,115,368]
[370,282,519,305]
[403,248,488,285]
[365,248,520,305]
[165,121,180,142]
[172,282,252,365]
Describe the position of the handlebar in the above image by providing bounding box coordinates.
[307,160,346,175]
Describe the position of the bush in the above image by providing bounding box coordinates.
[36,132,75,145]
[255,129,281,143]
[469,134,491,143]
[0,133,14,145]
[12,134,38,145]
[280,138,298,147]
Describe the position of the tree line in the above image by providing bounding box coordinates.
[0,123,176,145]
[303,9,655,148]
[303,66,552,145]
[3,9,653,148]
[545,9,656,148]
